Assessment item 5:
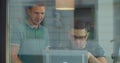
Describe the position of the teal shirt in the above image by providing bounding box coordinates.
[10,22,49,63]
[67,42,105,58]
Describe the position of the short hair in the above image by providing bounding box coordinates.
[26,1,46,9]
[24,0,46,25]
[74,20,87,30]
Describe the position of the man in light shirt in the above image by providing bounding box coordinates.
[67,21,108,63]
[10,1,49,63]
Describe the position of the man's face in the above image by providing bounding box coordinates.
[69,29,88,49]
[27,5,45,25]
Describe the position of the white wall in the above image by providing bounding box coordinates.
[97,0,114,63]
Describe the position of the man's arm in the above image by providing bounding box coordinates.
[97,57,107,63]
[11,45,22,63]
[88,52,107,63]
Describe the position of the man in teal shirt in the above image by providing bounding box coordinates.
[10,1,49,63]
[67,21,107,63]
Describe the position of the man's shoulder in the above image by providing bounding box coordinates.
[86,42,105,57]
[39,25,47,28]
[86,42,100,47]
[85,42,103,53]
[39,25,48,31]
[12,23,29,33]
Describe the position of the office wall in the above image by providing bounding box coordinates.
[97,0,114,63]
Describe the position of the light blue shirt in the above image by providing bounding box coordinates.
[10,21,49,63]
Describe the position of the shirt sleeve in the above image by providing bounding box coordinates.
[9,24,22,46]
[86,42,105,58]
[95,44,105,58]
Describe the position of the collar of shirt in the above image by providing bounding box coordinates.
[25,21,41,29]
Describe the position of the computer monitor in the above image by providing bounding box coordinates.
[43,50,88,63]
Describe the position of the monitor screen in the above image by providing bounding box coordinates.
[43,50,88,63]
